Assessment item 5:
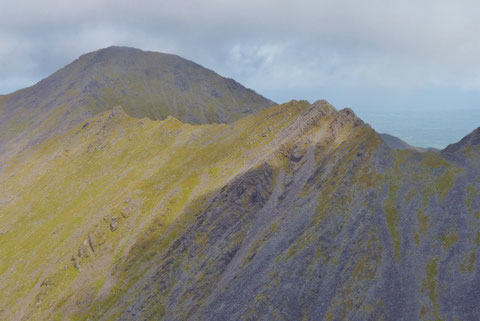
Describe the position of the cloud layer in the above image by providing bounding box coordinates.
[2,0,480,111]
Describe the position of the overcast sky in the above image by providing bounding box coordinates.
[2,0,480,115]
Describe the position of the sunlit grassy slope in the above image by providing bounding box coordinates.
[0,100,325,319]
[1,99,479,320]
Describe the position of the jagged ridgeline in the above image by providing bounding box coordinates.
[1,48,480,321]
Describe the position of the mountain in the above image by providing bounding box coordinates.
[1,49,480,321]
[0,46,275,169]
[443,127,480,154]
[380,133,439,152]
[2,46,275,124]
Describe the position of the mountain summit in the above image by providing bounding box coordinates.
[3,46,275,123]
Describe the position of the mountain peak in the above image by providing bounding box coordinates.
[336,107,366,128]
[77,46,176,67]
[81,45,141,55]
[311,99,337,115]
[4,46,275,123]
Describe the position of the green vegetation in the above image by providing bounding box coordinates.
[466,184,478,212]
[460,250,476,273]
[0,100,323,320]
[418,210,429,236]
[421,258,444,321]
[439,228,459,251]
[384,180,401,262]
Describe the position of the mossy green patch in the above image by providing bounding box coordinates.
[422,152,449,169]
[417,209,429,236]
[466,184,478,213]
[435,168,461,202]
[439,228,458,251]
[460,250,476,274]
[384,181,401,262]
[421,257,444,321]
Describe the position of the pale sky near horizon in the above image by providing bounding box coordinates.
[1,0,480,147]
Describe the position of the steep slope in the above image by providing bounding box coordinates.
[0,46,275,170]
[1,98,480,320]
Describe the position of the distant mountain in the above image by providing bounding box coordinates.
[443,127,480,154]
[380,133,439,152]
[1,48,480,321]
[2,46,275,123]
[0,46,275,166]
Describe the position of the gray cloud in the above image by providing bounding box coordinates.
[1,0,480,111]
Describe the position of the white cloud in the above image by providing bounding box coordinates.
[1,0,480,107]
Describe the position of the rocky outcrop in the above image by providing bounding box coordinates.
[71,201,139,271]
[72,221,109,271]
